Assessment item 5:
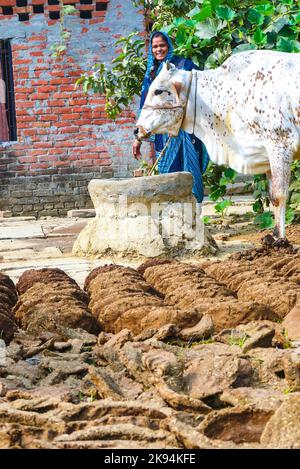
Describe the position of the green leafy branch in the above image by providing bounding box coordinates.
[203,162,237,221]
[50,4,77,59]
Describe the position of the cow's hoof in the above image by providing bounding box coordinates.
[261,234,275,248]
[272,237,291,248]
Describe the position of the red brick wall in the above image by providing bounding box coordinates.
[0,0,142,216]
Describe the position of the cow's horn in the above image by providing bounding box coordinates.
[166,61,171,71]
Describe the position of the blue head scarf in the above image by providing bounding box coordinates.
[140,31,174,108]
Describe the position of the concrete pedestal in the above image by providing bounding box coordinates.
[72,172,217,258]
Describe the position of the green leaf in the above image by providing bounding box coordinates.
[62,5,77,15]
[190,5,212,22]
[289,180,300,191]
[253,28,268,45]
[293,12,300,24]
[232,44,257,53]
[247,8,265,26]
[224,167,237,180]
[252,199,264,213]
[210,185,226,201]
[255,3,275,16]
[214,199,232,213]
[187,5,201,19]
[176,28,187,45]
[215,6,236,22]
[205,48,225,69]
[265,17,290,34]
[61,31,71,40]
[202,215,211,225]
[174,17,186,27]
[254,212,274,229]
[195,20,219,39]
[290,193,300,207]
[276,37,300,52]
[285,207,295,225]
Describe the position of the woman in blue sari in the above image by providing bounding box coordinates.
[132,31,209,202]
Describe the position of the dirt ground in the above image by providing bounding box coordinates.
[228,223,300,245]
[1,199,300,449]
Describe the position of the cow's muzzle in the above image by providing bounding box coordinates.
[134,126,151,141]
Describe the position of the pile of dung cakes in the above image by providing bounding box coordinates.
[13,268,100,335]
[84,264,200,335]
[204,253,300,319]
[139,259,280,332]
[0,273,18,343]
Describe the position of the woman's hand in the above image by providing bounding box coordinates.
[132,140,142,160]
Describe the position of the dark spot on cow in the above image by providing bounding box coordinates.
[255,71,265,81]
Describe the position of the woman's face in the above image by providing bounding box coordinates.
[152,36,168,61]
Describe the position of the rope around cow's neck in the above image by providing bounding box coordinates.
[192,69,197,138]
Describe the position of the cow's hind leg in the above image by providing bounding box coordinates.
[267,156,291,243]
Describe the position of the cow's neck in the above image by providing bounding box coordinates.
[181,69,219,139]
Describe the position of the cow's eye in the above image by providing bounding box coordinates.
[154,89,164,96]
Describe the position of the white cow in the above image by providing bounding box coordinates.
[136,50,300,241]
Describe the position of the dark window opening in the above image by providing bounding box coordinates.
[2,6,13,15]
[0,40,17,142]
[80,10,92,18]
[48,0,59,4]
[49,11,60,19]
[18,13,29,21]
[33,4,44,13]
[96,2,107,11]
[80,0,93,4]
[16,0,28,6]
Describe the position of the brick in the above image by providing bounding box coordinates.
[50,70,65,77]
[12,44,29,51]
[23,129,36,136]
[31,93,49,100]
[61,113,81,120]
[28,35,46,41]
[50,78,70,85]
[30,51,44,57]
[36,86,56,93]
[17,116,36,122]
[30,150,49,157]
[40,115,59,121]
[32,142,53,149]
[19,157,37,164]
[57,126,80,133]
[31,80,48,86]
[61,85,77,92]
[48,100,66,107]
[52,92,71,99]
[56,141,75,148]
[14,59,32,66]
[69,98,88,106]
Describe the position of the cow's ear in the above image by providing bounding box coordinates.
[165,61,171,71]
[165,61,175,72]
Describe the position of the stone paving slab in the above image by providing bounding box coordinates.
[0,224,45,240]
